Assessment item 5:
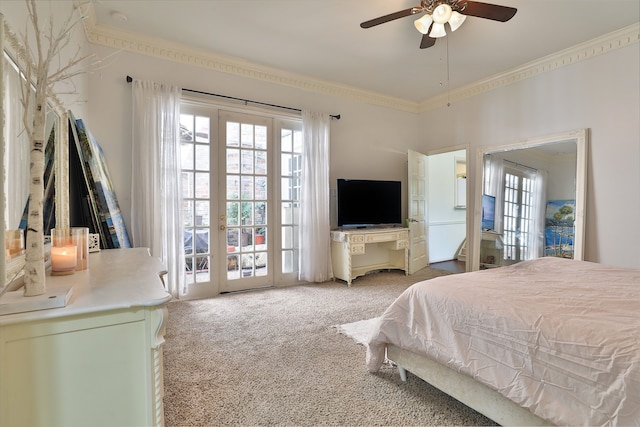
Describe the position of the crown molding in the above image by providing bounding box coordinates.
[79,2,638,114]
[78,3,419,114]
[420,22,639,112]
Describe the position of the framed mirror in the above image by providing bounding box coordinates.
[1,17,69,291]
[471,129,589,271]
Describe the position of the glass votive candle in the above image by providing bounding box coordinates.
[52,227,73,247]
[5,229,25,259]
[51,228,77,275]
[50,245,78,275]
[71,227,89,270]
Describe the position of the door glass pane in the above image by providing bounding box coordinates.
[182,172,194,198]
[227,122,239,146]
[241,176,254,200]
[195,145,210,170]
[195,201,209,226]
[195,116,210,143]
[227,149,240,174]
[241,124,254,148]
[241,150,254,173]
[181,144,194,169]
[255,202,266,226]
[255,151,267,175]
[255,177,267,200]
[227,202,239,226]
[227,176,240,200]
[255,125,267,149]
[224,116,271,284]
[183,200,194,227]
[195,173,209,198]
[181,112,211,286]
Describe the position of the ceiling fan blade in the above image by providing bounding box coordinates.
[462,1,517,22]
[420,33,436,49]
[360,8,420,29]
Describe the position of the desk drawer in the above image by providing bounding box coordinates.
[350,244,365,254]
[365,231,407,243]
[348,234,365,243]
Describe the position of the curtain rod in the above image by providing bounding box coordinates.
[503,158,538,172]
[126,75,340,120]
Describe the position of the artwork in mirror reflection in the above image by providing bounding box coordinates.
[545,199,576,258]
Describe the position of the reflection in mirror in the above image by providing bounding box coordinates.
[1,21,68,290]
[472,129,588,271]
[4,50,31,231]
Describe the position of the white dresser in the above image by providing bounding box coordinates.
[0,248,171,427]
[330,228,409,285]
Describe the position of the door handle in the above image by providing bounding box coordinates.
[219,225,226,230]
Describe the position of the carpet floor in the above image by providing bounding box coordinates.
[163,268,496,426]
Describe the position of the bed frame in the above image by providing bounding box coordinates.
[387,345,552,426]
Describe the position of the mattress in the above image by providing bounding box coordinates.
[365,257,640,426]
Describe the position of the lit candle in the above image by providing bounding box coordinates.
[51,245,78,274]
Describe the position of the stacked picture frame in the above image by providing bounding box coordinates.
[68,112,131,249]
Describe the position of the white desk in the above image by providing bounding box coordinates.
[480,231,504,269]
[330,228,409,286]
[0,248,171,427]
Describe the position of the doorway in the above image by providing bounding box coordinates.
[426,148,467,271]
[408,147,468,275]
[180,104,301,298]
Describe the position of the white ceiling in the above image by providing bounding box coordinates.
[91,0,639,102]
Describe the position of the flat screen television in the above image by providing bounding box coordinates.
[481,194,496,231]
[337,179,402,227]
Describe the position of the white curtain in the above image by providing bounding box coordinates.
[530,169,548,259]
[131,79,185,297]
[298,110,332,282]
[483,155,504,232]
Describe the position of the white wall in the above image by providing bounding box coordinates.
[418,44,640,269]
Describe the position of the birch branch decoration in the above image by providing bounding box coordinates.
[17,0,93,296]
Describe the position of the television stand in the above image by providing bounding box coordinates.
[330,228,409,286]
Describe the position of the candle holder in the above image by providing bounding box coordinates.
[5,229,25,260]
[51,228,78,275]
[71,227,90,270]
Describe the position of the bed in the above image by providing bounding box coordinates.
[365,257,640,426]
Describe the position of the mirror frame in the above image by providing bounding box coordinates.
[1,16,69,290]
[471,129,589,271]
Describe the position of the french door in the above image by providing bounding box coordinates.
[218,111,273,293]
[502,168,534,263]
[180,104,300,297]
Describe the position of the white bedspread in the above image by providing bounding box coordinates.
[366,257,640,426]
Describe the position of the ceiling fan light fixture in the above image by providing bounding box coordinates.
[414,14,433,34]
[429,22,447,38]
[448,11,466,32]
[432,3,453,24]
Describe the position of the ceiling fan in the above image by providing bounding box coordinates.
[360,0,517,49]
